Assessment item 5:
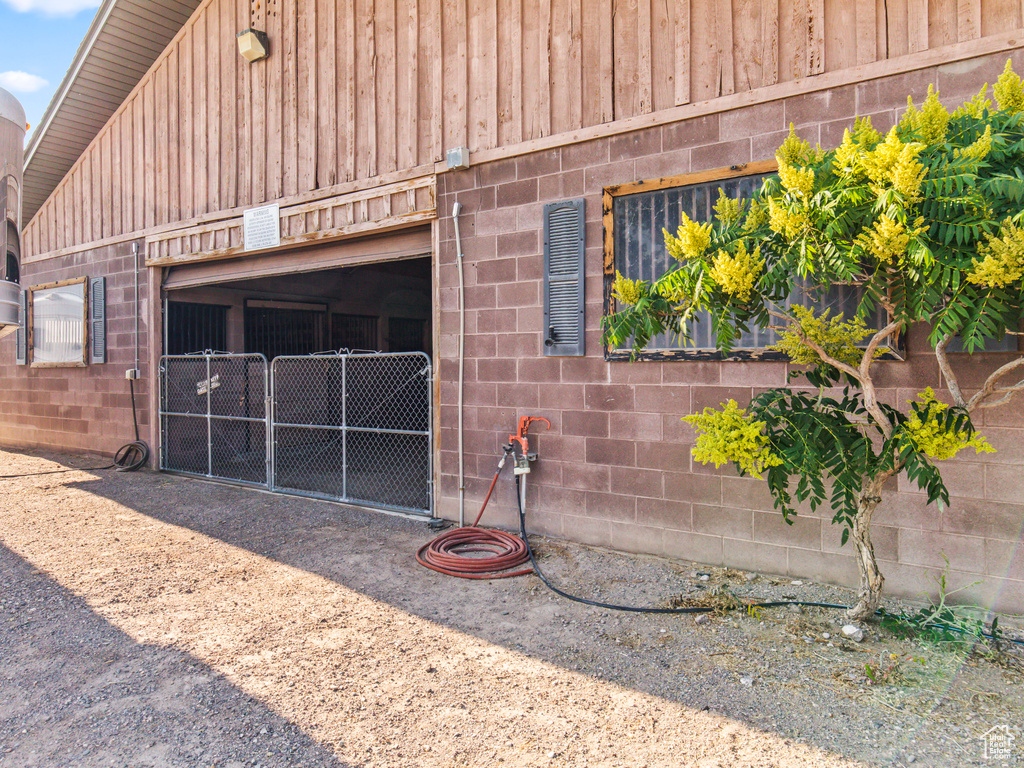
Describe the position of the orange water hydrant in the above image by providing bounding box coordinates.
[509,416,550,474]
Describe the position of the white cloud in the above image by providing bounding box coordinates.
[0,71,48,93]
[1,0,99,16]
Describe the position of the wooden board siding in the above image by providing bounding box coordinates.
[24,0,1024,258]
[145,174,435,266]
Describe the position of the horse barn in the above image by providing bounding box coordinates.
[1,0,1023,611]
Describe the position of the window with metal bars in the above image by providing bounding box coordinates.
[166,301,229,356]
[603,163,892,361]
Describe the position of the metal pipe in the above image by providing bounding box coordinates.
[265,358,274,490]
[205,355,213,478]
[341,354,348,503]
[452,201,466,527]
[269,422,425,436]
[133,242,140,374]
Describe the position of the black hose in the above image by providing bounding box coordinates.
[115,378,150,472]
[515,475,844,614]
[514,475,1023,645]
[113,440,149,471]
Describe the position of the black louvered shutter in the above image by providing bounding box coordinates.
[15,288,27,365]
[89,277,107,364]
[543,199,585,356]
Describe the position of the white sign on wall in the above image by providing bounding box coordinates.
[243,204,281,251]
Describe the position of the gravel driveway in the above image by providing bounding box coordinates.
[0,449,1020,767]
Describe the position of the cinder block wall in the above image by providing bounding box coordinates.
[0,241,152,457]
[436,49,1024,613]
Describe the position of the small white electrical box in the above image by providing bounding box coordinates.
[446,146,470,171]
[125,369,141,380]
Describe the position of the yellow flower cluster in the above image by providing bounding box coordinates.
[968,219,1024,289]
[993,59,1024,114]
[713,189,742,225]
[860,128,926,200]
[709,243,763,302]
[951,83,992,120]
[955,124,993,161]
[611,271,644,306]
[776,125,812,165]
[684,400,783,477]
[858,214,925,264]
[767,198,810,239]
[834,130,863,178]
[853,115,881,147]
[769,305,871,368]
[903,388,994,461]
[778,162,816,198]
[890,153,927,199]
[900,85,950,145]
[742,199,768,232]
[664,213,713,262]
[833,117,882,179]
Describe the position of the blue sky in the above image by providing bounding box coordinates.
[0,0,98,139]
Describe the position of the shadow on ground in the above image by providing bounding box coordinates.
[0,541,348,768]
[6,450,1015,767]
[62,466,886,763]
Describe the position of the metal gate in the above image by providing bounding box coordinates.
[160,354,271,486]
[159,351,433,515]
[271,352,432,514]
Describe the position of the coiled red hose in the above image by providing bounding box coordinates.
[416,526,532,579]
[416,454,533,579]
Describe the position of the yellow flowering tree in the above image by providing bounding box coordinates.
[603,63,1024,621]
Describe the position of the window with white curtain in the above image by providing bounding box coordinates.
[31,279,86,366]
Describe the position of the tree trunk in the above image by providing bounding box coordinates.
[846,475,886,622]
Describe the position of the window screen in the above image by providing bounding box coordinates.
[612,174,774,350]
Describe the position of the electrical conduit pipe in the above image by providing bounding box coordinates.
[452,202,466,527]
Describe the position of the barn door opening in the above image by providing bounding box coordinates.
[160,252,433,516]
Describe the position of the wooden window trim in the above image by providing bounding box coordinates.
[29,276,89,368]
[603,162,904,362]
[602,160,779,278]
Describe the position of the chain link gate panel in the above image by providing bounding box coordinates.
[160,354,270,486]
[270,352,433,515]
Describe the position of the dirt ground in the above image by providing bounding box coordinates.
[0,449,1021,768]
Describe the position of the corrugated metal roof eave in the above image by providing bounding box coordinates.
[22,0,201,227]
